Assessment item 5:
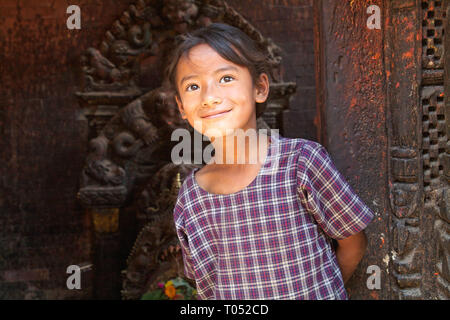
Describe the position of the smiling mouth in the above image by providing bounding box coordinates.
[201,109,232,119]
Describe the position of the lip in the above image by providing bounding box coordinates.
[200,108,233,119]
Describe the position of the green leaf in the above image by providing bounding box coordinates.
[141,290,165,300]
[170,277,188,287]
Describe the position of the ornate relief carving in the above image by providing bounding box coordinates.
[389,148,420,220]
[385,0,450,300]
[385,0,449,299]
[389,149,422,298]
[121,172,185,300]
[435,1,450,299]
[77,0,286,99]
[422,0,445,70]
[385,3,423,299]
[76,0,296,299]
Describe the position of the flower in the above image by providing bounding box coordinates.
[164,284,176,299]
[141,277,197,300]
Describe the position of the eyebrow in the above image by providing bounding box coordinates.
[179,66,239,86]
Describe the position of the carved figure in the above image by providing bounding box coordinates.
[162,0,199,25]
[82,158,126,186]
[84,48,124,83]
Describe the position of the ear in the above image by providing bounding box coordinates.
[254,73,270,103]
[175,95,187,119]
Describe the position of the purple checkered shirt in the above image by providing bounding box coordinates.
[173,134,374,299]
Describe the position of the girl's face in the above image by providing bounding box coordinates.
[174,44,269,139]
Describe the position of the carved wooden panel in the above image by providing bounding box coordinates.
[76,0,297,210]
[434,0,450,300]
[316,0,388,299]
[422,0,449,300]
[74,0,297,299]
[385,0,424,299]
[318,0,449,299]
[385,0,449,299]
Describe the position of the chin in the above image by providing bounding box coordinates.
[192,115,256,138]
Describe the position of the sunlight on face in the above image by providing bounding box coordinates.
[174,44,261,140]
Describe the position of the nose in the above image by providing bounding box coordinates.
[201,82,222,107]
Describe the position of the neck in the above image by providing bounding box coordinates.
[209,130,270,167]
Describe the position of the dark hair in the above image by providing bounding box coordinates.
[164,23,270,116]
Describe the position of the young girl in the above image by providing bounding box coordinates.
[165,23,374,300]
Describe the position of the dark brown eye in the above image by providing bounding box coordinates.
[186,84,199,91]
[220,75,234,83]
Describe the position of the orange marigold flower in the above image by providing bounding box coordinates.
[164,285,176,299]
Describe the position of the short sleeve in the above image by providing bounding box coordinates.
[173,196,196,280]
[297,142,375,240]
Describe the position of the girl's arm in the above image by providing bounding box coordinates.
[335,230,368,284]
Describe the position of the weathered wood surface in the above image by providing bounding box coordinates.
[317,0,450,299]
[0,0,316,299]
[317,0,388,300]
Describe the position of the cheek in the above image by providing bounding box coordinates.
[227,81,255,103]
[178,94,197,110]
[229,90,255,109]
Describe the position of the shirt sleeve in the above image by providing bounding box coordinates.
[173,196,196,280]
[297,142,375,240]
